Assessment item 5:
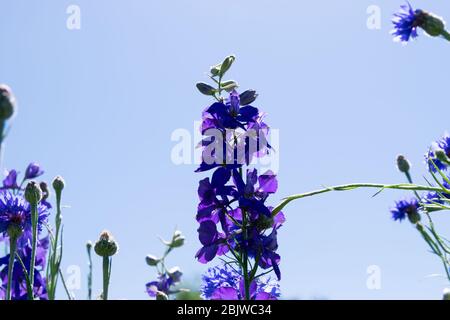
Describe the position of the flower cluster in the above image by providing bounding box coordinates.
[0,163,50,300]
[195,56,284,300]
[201,263,280,300]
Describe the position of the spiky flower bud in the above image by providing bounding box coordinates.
[52,176,65,193]
[24,181,42,205]
[0,84,16,121]
[396,155,411,173]
[419,10,446,37]
[94,230,118,257]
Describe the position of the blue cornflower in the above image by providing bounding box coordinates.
[0,191,49,239]
[201,264,280,300]
[390,198,420,222]
[391,2,424,43]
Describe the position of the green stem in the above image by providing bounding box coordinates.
[28,203,39,300]
[6,236,17,300]
[87,246,93,300]
[272,183,443,216]
[102,256,110,300]
[442,30,450,42]
[48,190,62,299]
[242,210,250,300]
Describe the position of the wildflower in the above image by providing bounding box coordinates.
[0,239,49,300]
[24,163,44,180]
[0,191,48,239]
[391,2,422,43]
[146,269,182,298]
[94,230,118,257]
[2,170,19,189]
[201,264,280,300]
[390,198,420,223]
[392,2,449,43]
[195,220,228,263]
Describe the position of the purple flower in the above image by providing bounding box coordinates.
[195,220,229,264]
[390,198,420,222]
[391,2,423,43]
[146,267,182,298]
[24,163,44,180]
[0,191,49,239]
[0,239,49,300]
[201,264,280,300]
[2,170,18,189]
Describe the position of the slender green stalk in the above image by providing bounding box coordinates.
[87,243,93,300]
[241,209,250,300]
[28,203,39,300]
[102,256,110,300]
[442,30,450,41]
[272,183,443,216]
[6,236,17,300]
[48,187,63,299]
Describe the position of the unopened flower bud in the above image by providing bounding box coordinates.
[420,10,446,37]
[86,241,93,251]
[196,82,216,96]
[145,254,160,266]
[239,90,258,106]
[24,181,42,205]
[52,176,65,193]
[219,55,236,77]
[39,182,50,201]
[170,230,185,248]
[220,80,239,93]
[434,150,450,165]
[156,291,169,300]
[94,230,118,257]
[168,266,183,283]
[0,85,16,121]
[396,155,411,173]
[443,288,450,300]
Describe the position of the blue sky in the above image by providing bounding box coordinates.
[1,0,450,299]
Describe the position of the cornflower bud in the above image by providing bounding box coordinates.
[94,230,118,257]
[24,181,43,205]
[396,155,411,173]
[0,85,16,121]
[52,176,65,193]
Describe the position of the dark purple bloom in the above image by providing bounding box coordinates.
[2,170,18,189]
[146,268,182,298]
[390,198,419,221]
[0,191,49,239]
[24,163,44,180]
[0,239,49,300]
[391,2,423,43]
[195,220,228,264]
